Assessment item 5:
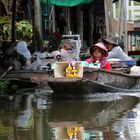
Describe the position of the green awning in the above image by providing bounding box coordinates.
[41,0,93,6]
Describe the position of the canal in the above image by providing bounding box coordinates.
[0,90,140,140]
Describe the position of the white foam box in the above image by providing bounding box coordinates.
[54,61,83,78]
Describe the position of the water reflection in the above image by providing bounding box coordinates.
[112,103,140,140]
[0,92,139,140]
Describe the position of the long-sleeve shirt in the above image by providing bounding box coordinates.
[106,46,132,61]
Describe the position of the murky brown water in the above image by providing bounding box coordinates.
[0,91,140,140]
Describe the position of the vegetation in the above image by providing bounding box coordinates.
[0,80,10,94]
[0,16,33,43]
[0,16,11,40]
[0,80,18,95]
[0,0,33,43]
[16,20,33,43]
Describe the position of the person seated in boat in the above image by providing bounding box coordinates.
[102,37,136,68]
[50,39,76,61]
[61,39,77,60]
[85,42,111,70]
[102,37,132,61]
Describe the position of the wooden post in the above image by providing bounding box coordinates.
[52,6,55,32]
[90,6,94,46]
[11,0,16,44]
[29,0,37,51]
[89,6,92,45]
[34,0,43,50]
[34,0,43,38]
[117,0,123,36]
[104,0,109,36]
[104,0,114,37]
[77,6,83,46]
[64,7,70,34]
[123,0,128,53]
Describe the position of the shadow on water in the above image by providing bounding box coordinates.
[0,90,140,139]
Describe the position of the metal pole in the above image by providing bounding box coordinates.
[11,0,16,44]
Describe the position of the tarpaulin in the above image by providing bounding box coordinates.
[41,0,94,6]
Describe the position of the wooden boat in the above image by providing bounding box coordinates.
[47,65,140,96]
[0,69,54,90]
[0,69,53,81]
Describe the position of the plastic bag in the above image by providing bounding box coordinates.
[16,41,31,59]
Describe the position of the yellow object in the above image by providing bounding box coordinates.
[72,69,77,72]
[66,66,72,71]
[74,127,80,132]
[67,128,74,138]
[65,62,79,78]
[67,127,80,139]
[54,62,83,78]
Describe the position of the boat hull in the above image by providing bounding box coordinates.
[48,68,140,96]
[84,68,140,90]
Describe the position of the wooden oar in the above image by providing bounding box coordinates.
[0,66,13,79]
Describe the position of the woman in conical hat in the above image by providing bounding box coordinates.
[85,42,111,70]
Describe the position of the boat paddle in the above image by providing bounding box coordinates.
[0,66,13,79]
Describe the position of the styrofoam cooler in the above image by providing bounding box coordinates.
[54,61,83,78]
